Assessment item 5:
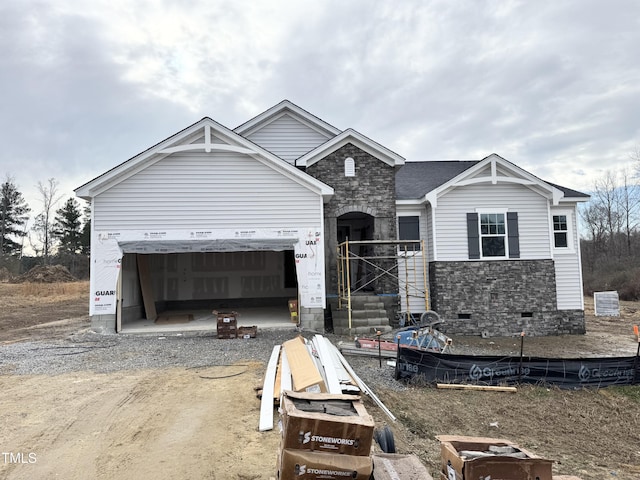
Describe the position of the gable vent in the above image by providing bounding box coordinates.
[345,157,355,177]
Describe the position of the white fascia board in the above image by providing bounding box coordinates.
[297,128,405,168]
[558,195,591,203]
[426,153,559,204]
[234,100,341,137]
[75,118,214,199]
[75,117,334,200]
[396,199,426,206]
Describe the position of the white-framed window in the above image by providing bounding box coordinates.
[551,209,574,252]
[467,209,519,260]
[344,157,355,177]
[479,212,507,258]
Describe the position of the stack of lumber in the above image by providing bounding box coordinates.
[259,335,395,433]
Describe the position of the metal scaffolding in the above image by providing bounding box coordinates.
[336,239,428,330]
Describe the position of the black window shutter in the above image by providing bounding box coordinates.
[507,211,520,258]
[467,213,480,259]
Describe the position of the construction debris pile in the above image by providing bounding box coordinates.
[214,311,257,339]
[259,335,398,479]
[13,265,77,283]
[257,335,587,479]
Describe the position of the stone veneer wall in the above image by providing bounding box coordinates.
[305,143,398,296]
[429,260,585,336]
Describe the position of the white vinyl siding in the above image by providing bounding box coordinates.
[552,207,584,309]
[396,206,429,313]
[93,152,322,230]
[245,113,333,164]
[434,183,551,261]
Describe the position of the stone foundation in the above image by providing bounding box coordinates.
[299,307,325,332]
[429,260,586,336]
[90,314,117,334]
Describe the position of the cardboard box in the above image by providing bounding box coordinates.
[238,325,257,338]
[280,391,374,456]
[437,435,552,480]
[216,322,237,339]
[214,310,238,325]
[288,299,299,323]
[277,448,372,480]
[282,337,327,393]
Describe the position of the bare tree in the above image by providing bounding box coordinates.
[618,167,640,255]
[31,178,63,264]
[593,170,623,257]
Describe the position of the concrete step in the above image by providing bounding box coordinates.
[363,302,385,310]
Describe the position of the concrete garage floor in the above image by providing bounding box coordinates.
[120,305,295,334]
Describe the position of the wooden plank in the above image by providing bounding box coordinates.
[339,342,397,359]
[259,345,281,432]
[283,337,326,393]
[273,352,283,404]
[436,383,517,393]
[280,350,292,394]
[313,335,343,394]
[136,254,157,321]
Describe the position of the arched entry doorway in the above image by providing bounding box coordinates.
[337,212,374,291]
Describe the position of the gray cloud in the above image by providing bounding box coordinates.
[1,0,639,212]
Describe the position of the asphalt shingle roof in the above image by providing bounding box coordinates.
[395,161,590,200]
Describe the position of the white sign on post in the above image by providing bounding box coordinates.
[594,291,620,317]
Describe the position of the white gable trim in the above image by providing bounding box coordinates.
[296,128,405,168]
[234,100,341,137]
[75,117,334,201]
[423,154,563,206]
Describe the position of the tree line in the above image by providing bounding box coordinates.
[0,176,90,278]
[580,155,640,300]
[3,160,640,293]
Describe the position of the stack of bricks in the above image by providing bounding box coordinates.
[215,311,238,339]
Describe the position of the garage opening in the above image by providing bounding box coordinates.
[116,239,299,333]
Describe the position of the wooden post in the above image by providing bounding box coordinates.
[422,239,429,311]
[345,238,352,331]
[404,244,410,322]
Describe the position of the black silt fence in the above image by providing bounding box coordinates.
[395,348,640,389]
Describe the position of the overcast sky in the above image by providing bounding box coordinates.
[2,0,639,220]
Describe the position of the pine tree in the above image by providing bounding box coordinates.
[0,178,31,256]
[52,197,83,254]
[80,203,91,255]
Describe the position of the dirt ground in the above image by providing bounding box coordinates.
[0,282,639,479]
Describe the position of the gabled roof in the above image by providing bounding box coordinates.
[75,117,334,200]
[396,154,589,204]
[296,128,405,168]
[396,161,479,200]
[234,99,341,138]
